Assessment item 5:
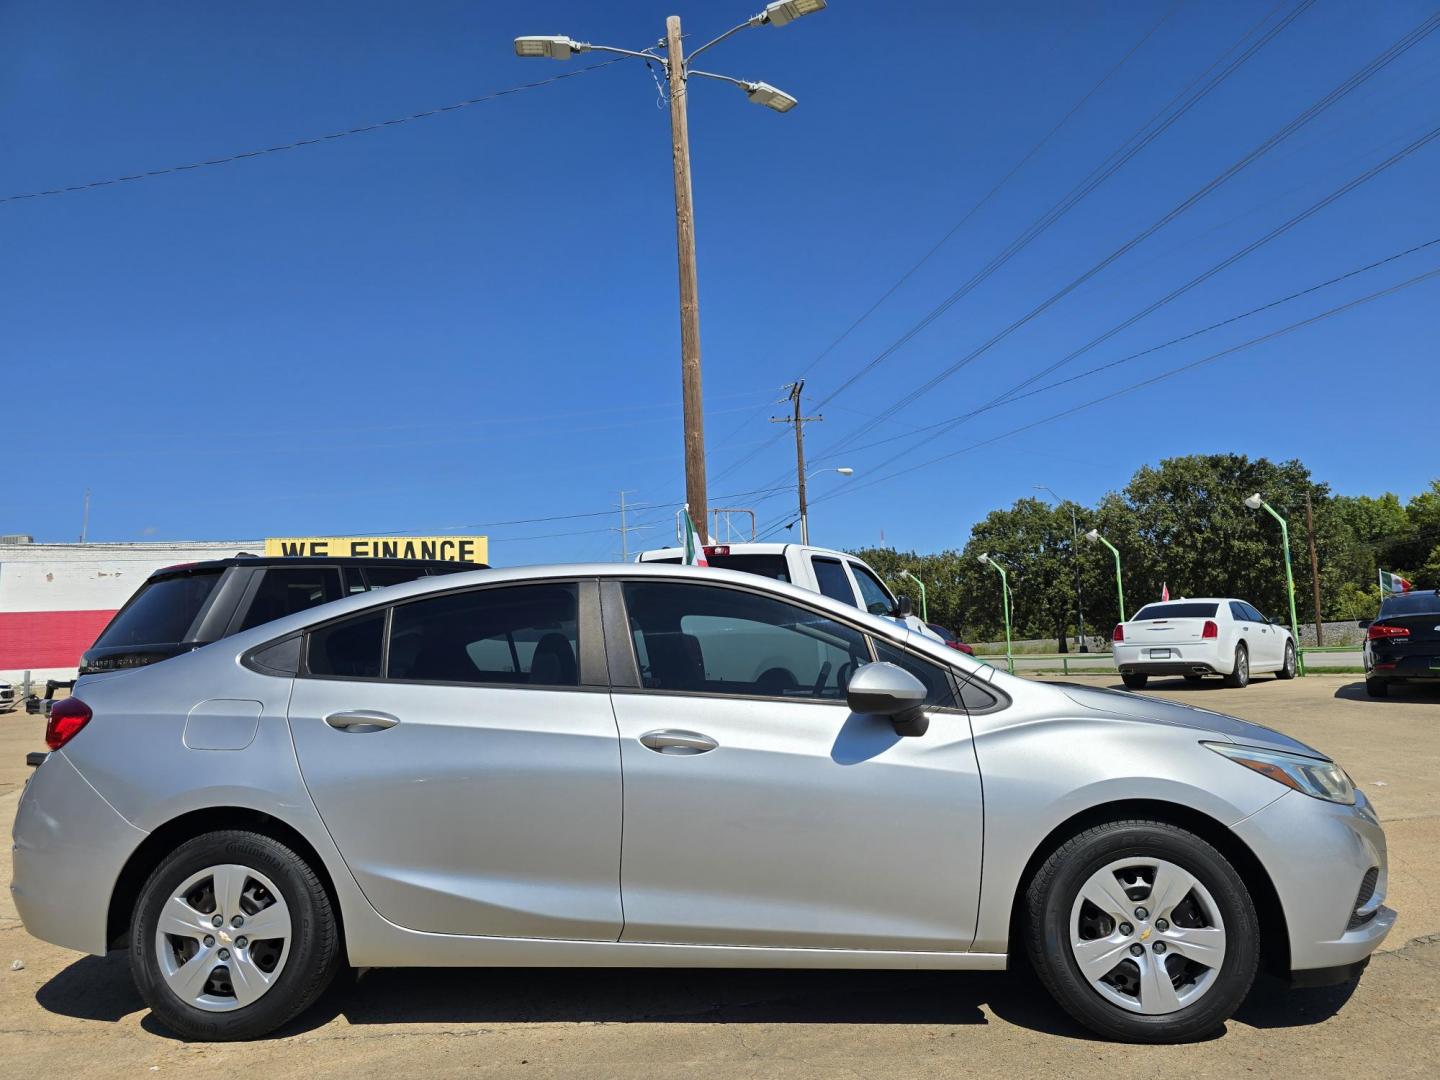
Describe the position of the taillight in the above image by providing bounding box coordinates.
[45,697,92,750]
[1202,621,1219,639]
[703,545,730,557]
[1113,624,1124,642]
[1368,623,1410,640]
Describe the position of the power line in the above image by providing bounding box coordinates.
[707,0,1255,484]
[761,264,1440,536]
[0,59,625,206]
[806,7,1440,468]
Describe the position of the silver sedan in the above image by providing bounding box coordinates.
[12,563,1392,1042]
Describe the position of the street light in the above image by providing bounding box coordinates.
[794,466,852,544]
[1244,493,1306,675]
[898,568,928,622]
[515,3,823,533]
[1035,485,1088,652]
[1084,528,1127,628]
[979,553,1014,675]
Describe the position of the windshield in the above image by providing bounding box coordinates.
[93,570,224,648]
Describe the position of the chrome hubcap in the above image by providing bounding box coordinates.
[1070,857,1227,1015]
[155,864,291,1012]
[1238,651,1248,681]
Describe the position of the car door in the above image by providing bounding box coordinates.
[287,579,624,940]
[606,577,984,952]
[1252,603,1286,669]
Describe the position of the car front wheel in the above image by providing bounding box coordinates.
[1024,819,1259,1043]
[130,830,340,1041]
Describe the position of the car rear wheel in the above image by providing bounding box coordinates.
[1276,642,1297,680]
[130,830,340,1041]
[1024,819,1259,1043]
[1222,645,1249,688]
[1121,673,1149,690]
[1365,677,1389,698]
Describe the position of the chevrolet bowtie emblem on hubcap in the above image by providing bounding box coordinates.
[1140,927,1152,941]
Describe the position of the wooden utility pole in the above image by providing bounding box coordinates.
[1305,491,1324,646]
[665,14,708,536]
[771,381,823,544]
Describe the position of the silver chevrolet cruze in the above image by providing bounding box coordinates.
[12,563,1392,1042]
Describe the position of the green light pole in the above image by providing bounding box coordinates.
[1244,493,1306,675]
[1084,528,1126,625]
[979,553,1013,675]
[898,568,928,622]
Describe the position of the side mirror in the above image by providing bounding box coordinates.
[1357,619,1372,630]
[846,662,929,737]
[890,594,913,618]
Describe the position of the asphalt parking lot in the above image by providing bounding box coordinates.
[1,674,1436,1078]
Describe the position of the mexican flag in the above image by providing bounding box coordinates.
[1379,569,1412,594]
[1161,582,1170,602]
[682,508,709,567]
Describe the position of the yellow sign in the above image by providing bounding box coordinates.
[264,535,488,564]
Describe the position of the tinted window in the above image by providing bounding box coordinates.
[812,557,856,605]
[705,553,791,582]
[957,675,999,712]
[1131,602,1219,621]
[365,566,432,590]
[1379,591,1440,617]
[388,583,579,686]
[1229,602,1248,622]
[850,563,895,616]
[873,642,957,708]
[93,570,223,647]
[1242,603,1267,623]
[307,611,384,678]
[623,581,869,700]
[239,568,343,631]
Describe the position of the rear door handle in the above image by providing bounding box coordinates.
[639,729,717,755]
[324,710,400,733]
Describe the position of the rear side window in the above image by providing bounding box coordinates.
[239,568,343,631]
[307,611,384,678]
[93,570,224,647]
[705,553,791,582]
[1132,602,1218,621]
[387,583,579,686]
[811,557,856,605]
[1228,602,1248,622]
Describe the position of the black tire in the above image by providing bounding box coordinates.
[1024,819,1260,1043]
[1276,641,1297,680]
[1121,673,1149,690]
[1365,677,1389,698]
[131,830,341,1041]
[1222,645,1249,688]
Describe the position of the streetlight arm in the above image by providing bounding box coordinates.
[583,42,665,61]
[686,68,750,90]
[683,18,761,63]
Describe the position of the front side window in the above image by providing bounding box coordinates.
[239,568,343,631]
[623,581,869,700]
[850,563,895,616]
[811,557,857,605]
[387,583,579,687]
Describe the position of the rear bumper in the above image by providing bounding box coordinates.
[1231,789,1394,974]
[10,751,147,955]
[1365,652,1440,679]
[1113,642,1227,675]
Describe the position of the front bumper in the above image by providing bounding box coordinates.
[1231,788,1394,973]
[11,751,147,955]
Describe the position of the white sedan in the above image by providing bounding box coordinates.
[1112,598,1297,689]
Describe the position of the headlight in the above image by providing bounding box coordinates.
[1203,742,1355,805]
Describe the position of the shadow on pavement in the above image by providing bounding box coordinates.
[1334,680,1440,704]
[38,953,1365,1043]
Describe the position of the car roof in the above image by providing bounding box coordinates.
[148,555,482,579]
[638,542,862,560]
[219,561,990,678]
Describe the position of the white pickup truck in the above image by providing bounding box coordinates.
[636,541,942,642]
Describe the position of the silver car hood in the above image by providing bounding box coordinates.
[1056,683,1327,759]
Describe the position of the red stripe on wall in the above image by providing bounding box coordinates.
[0,610,117,670]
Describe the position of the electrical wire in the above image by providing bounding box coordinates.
[803,7,1440,470]
[0,59,625,205]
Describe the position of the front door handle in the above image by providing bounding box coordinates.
[639,729,717,755]
[324,710,400,733]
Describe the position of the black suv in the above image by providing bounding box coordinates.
[1361,589,1440,697]
[79,555,482,676]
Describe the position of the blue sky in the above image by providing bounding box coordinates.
[4,0,1438,564]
